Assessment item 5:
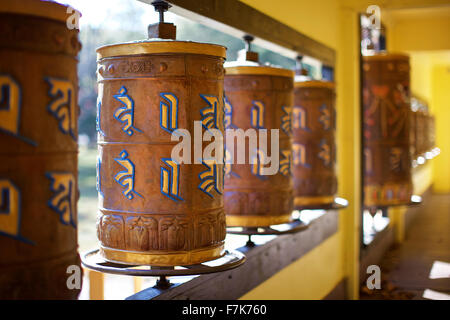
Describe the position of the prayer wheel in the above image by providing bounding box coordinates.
[0,0,81,299]
[362,53,413,207]
[223,38,294,227]
[416,109,427,157]
[292,80,337,208]
[96,7,226,266]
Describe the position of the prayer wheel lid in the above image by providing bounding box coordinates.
[294,79,335,88]
[224,35,294,78]
[96,39,227,59]
[363,52,409,61]
[0,0,80,23]
[225,61,294,78]
[97,1,226,60]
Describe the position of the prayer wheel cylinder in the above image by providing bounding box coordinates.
[362,53,413,207]
[96,41,227,266]
[416,110,426,156]
[224,66,294,227]
[292,81,337,208]
[0,0,81,299]
[409,110,417,160]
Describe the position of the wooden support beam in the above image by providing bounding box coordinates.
[138,0,336,67]
[127,210,340,300]
[88,270,104,300]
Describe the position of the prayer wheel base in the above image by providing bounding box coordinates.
[226,218,308,236]
[99,244,225,267]
[81,248,246,277]
[294,197,349,210]
[294,196,335,207]
[226,214,293,227]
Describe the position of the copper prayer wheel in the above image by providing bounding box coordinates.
[362,53,413,207]
[415,109,427,157]
[96,40,227,266]
[292,80,337,207]
[0,0,81,299]
[224,65,294,227]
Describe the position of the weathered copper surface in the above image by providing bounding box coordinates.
[292,81,337,207]
[96,42,226,266]
[0,2,81,299]
[223,67,294,227]
[428,115,435,152]
[362,53,413,207]
[410,109,417,159]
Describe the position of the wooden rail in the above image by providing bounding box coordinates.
[138,0,336,67]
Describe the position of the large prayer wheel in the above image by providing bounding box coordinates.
[362,53,413,207]
[0,0,81,299]
[224,65,294,227]
[96,41,227,266]
[292,80,337,208]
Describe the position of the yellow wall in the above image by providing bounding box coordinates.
[409,52,433,104]
[432,64,450,192]
[240,0,339,50]
[389,8,450,52]
[241,233,343,300]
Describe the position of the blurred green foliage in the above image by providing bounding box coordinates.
[77,12,295,143]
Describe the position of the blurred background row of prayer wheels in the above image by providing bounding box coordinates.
[410,97,437,164]
[0,0,82,299]
[362,52,439,208]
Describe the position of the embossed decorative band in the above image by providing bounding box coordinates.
[362,53,409,61]
[294,80,335,88]
[99,243,225,266]
[364,183,413,207]
[226,214,292,227]
[225,66,294,78]
[97,41,227,59]
[294,196,335,206]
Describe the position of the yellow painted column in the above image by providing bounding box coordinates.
[432,65,450,193]
[88,270,104,300]
[337,4,362,300]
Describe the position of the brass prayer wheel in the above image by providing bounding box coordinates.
[362,53,413,207]
[0,0,81,299]
[224,64,294,227]
[292,80,337,207]
[96,38,227,265]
